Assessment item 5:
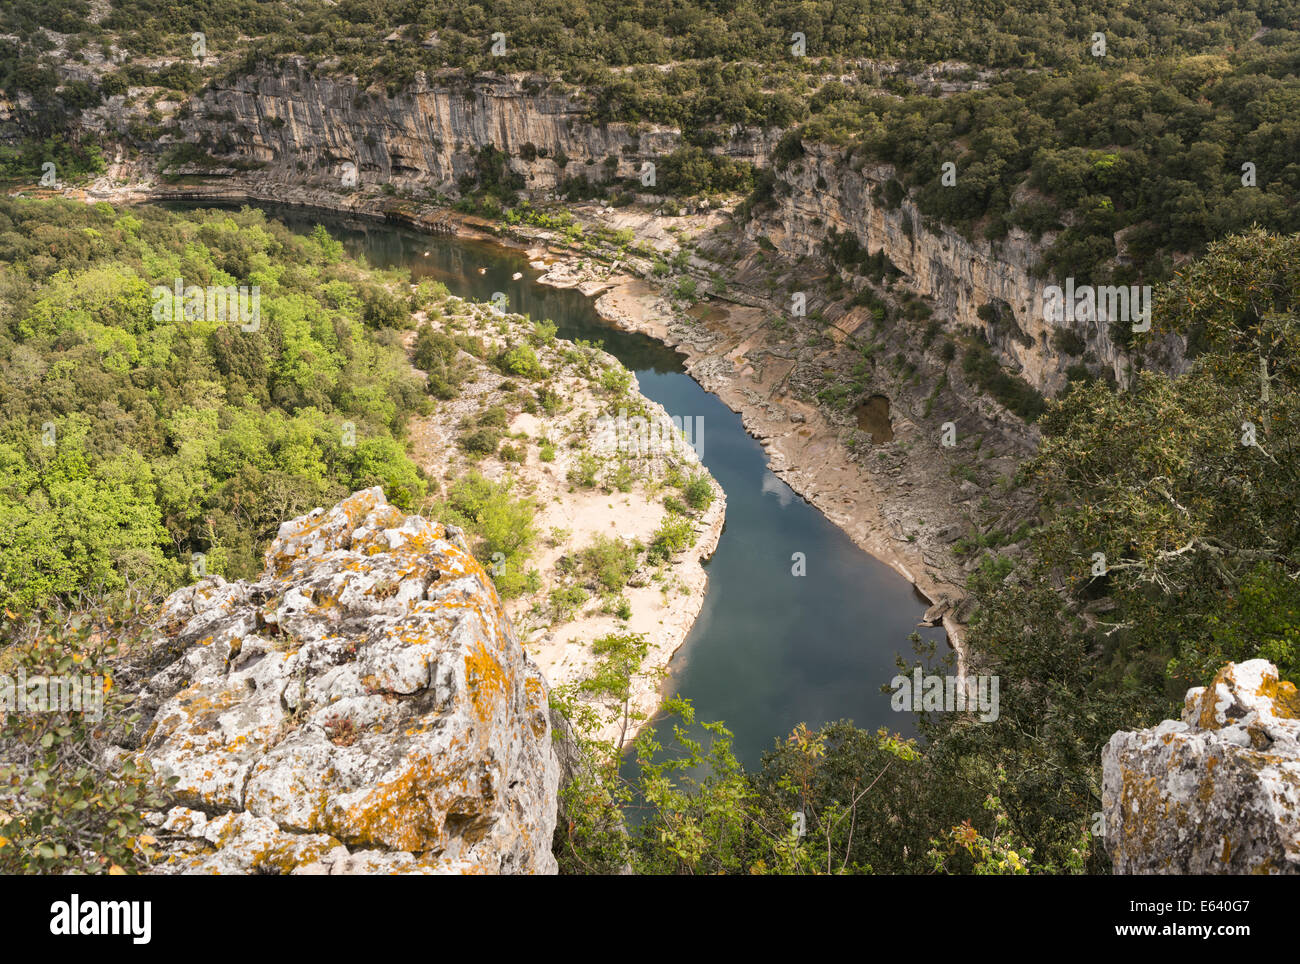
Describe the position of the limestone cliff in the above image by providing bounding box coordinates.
[1102,660,1300,874]
[163,64,1178,397]
[749,140,1187,395]
[115,487,561,875]
[176,60,773,196]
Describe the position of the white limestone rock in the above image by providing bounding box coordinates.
[125,487,560,875]
[1102,659,1300,874]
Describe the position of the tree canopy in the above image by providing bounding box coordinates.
[0,200,428,610]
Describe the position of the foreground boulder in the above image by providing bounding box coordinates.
[120,487,560,874]
[1102,659,1300,874]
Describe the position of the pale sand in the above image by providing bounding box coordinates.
[540,267,969,668]
[404,298,724,747]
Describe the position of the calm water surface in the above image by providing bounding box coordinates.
[187,203,949,768]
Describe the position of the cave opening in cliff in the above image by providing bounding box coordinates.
[854,394,895,443]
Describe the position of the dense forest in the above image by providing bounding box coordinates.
[5,0,1292,71]
[0,201,427,610]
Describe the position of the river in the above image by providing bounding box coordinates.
[187,203,949,769]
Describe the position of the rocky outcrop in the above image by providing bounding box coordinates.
[175,61,774,197]
[751,141,1187,395]
[1102,660,1300,874]
[118,487,561,874]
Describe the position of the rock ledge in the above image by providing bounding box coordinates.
[1102,659,1300,874]
[122,487,559,874]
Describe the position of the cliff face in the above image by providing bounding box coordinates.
[182,60,774,196]
[1102,660,1300,875]
[118,487,561,875]
[749,141,1185,394]
[167,64,1176,395]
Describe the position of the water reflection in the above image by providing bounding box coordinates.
[174,202,949,769]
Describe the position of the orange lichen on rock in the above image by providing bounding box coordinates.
[1264,676,1300,721]
[125,487,561,875]
[330,753,452,851]
[465,639,508,723]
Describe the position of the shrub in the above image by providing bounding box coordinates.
[460,426,501,456]
[550,584,589,621]
[478,405,509,428]
[1051,328,1088,356]
[568,453,601,488]
[599,366,633,398]
[537,387,563,414]
[530,320,558,346]
[600,594,633,620]
[456,334,488,358]
[427,372,460,400]
[577,535,642,593]
[608,461,635,493]
[1064,362,1094,384]
[437,472,537,597]
[414,327,465,399]
[413,328,457,370]
[647,513,695,564]
[360,284,409,329]
[961,342,1046,422]
[663,494,688,515]
[501,342,546,380]
[0,608,173,874]
[683,472,714,511]
[580,632,650,702]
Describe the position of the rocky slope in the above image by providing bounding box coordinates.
[1102,660,1300,874]
[751,141,1187,395]
[172,61,775,197]
[114,487,561,874]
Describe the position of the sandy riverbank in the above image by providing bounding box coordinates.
[400,296,724,746]
[76,169,972,664]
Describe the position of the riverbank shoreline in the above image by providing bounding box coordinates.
[400,301,726,747]
[79,170,977,668]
